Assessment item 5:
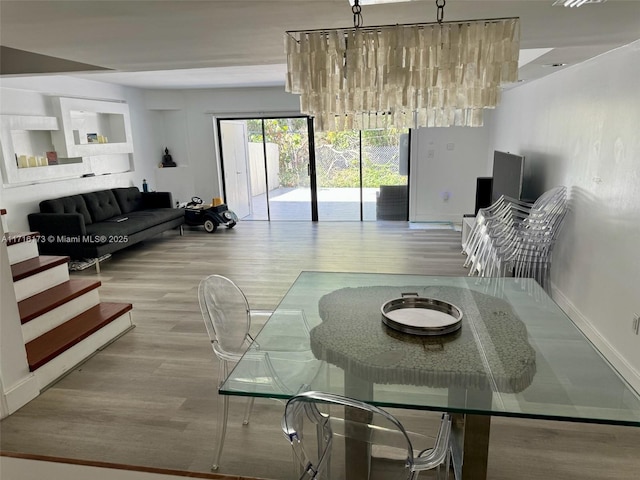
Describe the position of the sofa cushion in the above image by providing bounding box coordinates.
[39,195,93,225]
[82,190,122,223]
[84,208,184,237]
[112,187,143,214]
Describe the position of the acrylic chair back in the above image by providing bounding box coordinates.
[198,274,257,471]
[517,187,568,244]
[282,391,451,480]
[198,274,252,361]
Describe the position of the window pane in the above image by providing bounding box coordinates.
[362,129,409,221]
[315,130,362,221]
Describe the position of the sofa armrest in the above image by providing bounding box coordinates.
[28,213,87,236]
[141,191,174,209]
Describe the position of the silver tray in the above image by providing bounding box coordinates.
[381,293,463,336]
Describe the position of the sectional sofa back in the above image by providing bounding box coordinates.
[112,187,143,213]
[39,187,143,224]
[39,194,94,224]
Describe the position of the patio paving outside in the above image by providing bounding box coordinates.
[240,187,458,230]
[245,187,381,221]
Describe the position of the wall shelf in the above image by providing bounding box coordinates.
[0,115,87,185]
[51,97,134,158]
[0,97,136,186]
[1,97,136,186]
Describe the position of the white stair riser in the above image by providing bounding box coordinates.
[14,264,70,302]
[22,290,102,343]
[8,240,40,265]
[33,312,134,391]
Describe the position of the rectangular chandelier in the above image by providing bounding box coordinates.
[285,18,520,131]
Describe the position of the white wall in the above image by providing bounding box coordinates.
[149,107,194,205]
[144,87,300,206]
[489,40,640,390]
[0,76,158,232]
[409,119,494,223]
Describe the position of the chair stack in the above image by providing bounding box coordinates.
[462,186,568,291]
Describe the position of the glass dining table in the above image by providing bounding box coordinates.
[220,271,640,480]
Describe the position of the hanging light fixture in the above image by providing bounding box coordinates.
[285,1,520,130]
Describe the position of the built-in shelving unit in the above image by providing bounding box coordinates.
[0,97,134,186]
[51,97,134,158]
[0,115,87,185]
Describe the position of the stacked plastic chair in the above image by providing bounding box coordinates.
[462,186,568,292]
[462,195,535,274]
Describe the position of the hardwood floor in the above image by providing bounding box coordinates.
[1,221,638,479]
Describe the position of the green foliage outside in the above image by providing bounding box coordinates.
[246,119,407,188]
[320,159,405,188]
[317,128,407,188]
[247,119,309,187]
[321,127,404,149]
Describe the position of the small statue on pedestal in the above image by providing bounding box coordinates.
[161,147,177,167]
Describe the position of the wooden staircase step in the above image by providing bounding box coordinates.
[25,302,133,371]
[4,232,40,246]
[11,255,69,282]
[18,278,102,324]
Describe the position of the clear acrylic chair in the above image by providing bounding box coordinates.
[282,391,452,480]
[198,274,319,471]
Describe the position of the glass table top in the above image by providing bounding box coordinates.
[220,272,640,426]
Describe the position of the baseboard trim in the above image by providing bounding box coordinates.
[551,283,640,394]
[410,213,463,223]
[1,373,40,417]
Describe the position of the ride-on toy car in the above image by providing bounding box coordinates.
[183,197,238,233]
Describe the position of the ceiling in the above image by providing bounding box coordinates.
[0,0,639,90]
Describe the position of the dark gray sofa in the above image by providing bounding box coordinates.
[28,187,184,260]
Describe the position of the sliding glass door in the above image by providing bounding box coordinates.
[218,117,315,221]
[314,128,409,221]
[259,118,314,221]
[218,117,409,222]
